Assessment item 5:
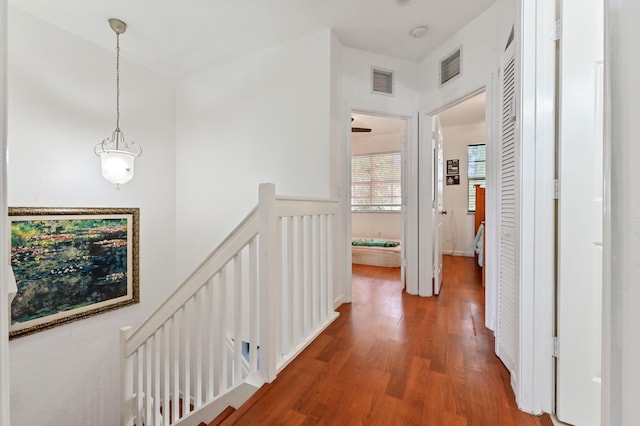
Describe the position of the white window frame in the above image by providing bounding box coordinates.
[351,151,402,212]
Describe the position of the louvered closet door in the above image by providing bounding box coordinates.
[496,43,518,375]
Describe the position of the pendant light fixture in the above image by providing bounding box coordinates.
[95,18,141,187]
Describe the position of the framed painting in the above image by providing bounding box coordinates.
[8,207,139,339]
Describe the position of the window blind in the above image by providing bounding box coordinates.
[352,152,401,212]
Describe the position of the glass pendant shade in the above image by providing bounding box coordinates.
[100,150,135,185]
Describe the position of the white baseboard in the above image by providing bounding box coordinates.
[551,414,571,425]
[444,250,474,257]
[334,294,345,309]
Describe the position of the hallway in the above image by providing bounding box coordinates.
[228,256,550,425]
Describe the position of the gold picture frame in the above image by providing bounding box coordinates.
[9,207,139,339]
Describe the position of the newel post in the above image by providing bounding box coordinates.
[120,326,134,426]
[258,183,281,383]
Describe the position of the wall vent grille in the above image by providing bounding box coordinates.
[440,48,462,86]
[371,68,394,95]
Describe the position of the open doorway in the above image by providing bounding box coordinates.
[349,112,407,287]
[433,91,487,291]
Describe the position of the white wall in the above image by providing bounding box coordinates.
[329,32,344,199]
[441,122,485,256]
[351,214,401,240]
[7,9,176,426]
[351,131,402,240]
[342,47,419,116]
[606,0,640,423]
[175,30,333,282]
[419,0,514,113]
[0,1,9,425]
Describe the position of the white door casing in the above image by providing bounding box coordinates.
[433,116,444,295]
[484,71,499,333]
[556,0,604,423]
[342,107,354,304]
[400,120,409,287]
[405,112,420,296]
[345,109,419,296]
[514,0,556,414]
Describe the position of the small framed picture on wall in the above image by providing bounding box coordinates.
[447,159,459,175]
[446,175,460,185]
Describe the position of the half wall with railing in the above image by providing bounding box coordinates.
[120,183,340,426]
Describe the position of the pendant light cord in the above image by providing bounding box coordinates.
[115,32,121,138]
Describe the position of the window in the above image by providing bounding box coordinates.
[467,144,486,212]
[352,152,401,212]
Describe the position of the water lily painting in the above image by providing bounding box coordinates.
[8,207,139,339]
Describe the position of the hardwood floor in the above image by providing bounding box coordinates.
[230,255,550,425]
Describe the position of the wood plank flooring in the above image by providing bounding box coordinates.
[230,255,551,425]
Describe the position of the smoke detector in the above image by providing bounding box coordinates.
[410,26,428,38]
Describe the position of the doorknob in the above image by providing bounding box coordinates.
[441,210,448,215]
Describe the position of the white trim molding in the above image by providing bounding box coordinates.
[514,0,556,414]
[0,0,10,424]
[484,70,499,333]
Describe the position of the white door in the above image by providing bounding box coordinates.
[417,114,443,297]
[418,114,433,297]
[496,43,518,375]
[432,116,444,295]
[556,0,604,423]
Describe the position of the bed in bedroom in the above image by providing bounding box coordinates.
[351,238,401,267]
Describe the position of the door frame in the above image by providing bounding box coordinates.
[514,0,556,415]
[421,88,488,300]
[341,107,418,301]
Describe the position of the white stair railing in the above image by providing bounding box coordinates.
[270,190,340,373]
[120,183,339,426]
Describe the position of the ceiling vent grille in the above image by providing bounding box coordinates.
[440,48,462,86]
[371,68,394,96]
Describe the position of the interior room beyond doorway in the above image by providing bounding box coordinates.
[350,113,405,281]
[437,92,487,262]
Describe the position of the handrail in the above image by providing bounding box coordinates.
[120,184,340,426]
[125,206,258,356]
[275,194,340,203]
[275,196,339,218]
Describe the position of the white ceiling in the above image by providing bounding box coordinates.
[352,113,403,137]
[9,0,496,77]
